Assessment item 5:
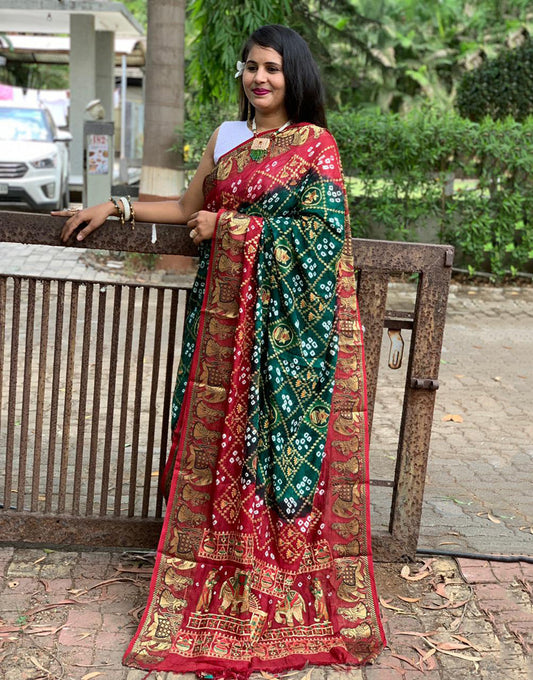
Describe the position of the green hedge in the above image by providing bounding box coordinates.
[331,110,533,278]
[181,109,533,278]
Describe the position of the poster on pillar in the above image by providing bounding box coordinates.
[87,134,110,174]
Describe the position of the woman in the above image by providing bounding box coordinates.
[57,24,385,678]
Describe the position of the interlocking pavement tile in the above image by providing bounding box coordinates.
[473,582,511,601]
[457,559,499,584]
[58,624,97,648]
[489,562,527,584]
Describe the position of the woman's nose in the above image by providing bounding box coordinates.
[254,67,267,82]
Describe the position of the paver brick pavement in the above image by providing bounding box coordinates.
[1,548,532,679]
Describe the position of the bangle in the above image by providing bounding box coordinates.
[119,196,131,222]
[109,196,124,227]
[127,196,136,231]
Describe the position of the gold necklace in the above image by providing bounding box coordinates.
[250,118,291,162]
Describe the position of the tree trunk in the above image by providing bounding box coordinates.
[140,0,185,200]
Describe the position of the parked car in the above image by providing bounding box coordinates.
[0,103,72,211]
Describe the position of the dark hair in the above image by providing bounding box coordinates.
[239,25,327,128]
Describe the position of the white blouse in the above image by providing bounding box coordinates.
[213,121,253,164]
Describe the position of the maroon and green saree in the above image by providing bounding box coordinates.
[123,123,385,676]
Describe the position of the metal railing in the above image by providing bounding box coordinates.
[0,211,453,560]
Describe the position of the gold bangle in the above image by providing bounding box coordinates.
[109,196,124,227]
[128,196,135,231]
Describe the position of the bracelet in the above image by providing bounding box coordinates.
[127,196,136,231]
[119,196,131,222]
[109,196,124,227]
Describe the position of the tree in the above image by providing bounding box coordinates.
[140,0,185,199]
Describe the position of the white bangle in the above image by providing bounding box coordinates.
[119,196,131,222]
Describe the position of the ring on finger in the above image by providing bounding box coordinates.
[189,228,197,239]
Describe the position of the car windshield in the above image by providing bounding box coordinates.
[0,108,52,142]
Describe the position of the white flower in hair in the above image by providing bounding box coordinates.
[235,60,245,78]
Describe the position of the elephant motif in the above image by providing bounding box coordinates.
[219,570,250,615]
[274,589,306,627]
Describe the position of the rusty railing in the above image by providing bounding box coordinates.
[0,211,453,561]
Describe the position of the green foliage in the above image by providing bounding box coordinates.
[326,109,533,278]
[348,0,532,113]
[456,38,533,122]
[122,0,147,28]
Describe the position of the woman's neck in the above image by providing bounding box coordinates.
[253,111,290,133]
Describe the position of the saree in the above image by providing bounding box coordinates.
[123,123,385,676]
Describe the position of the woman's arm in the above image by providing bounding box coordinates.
[57,128,219,243]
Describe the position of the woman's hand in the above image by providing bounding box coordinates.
[52,202,117,243]
[187,210,218,246]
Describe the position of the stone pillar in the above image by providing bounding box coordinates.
[95,31,114,125]
[69,14,96,183]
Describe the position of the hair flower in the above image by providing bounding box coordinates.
[234,60,245,78]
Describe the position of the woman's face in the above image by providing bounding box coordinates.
[242,45,287,121]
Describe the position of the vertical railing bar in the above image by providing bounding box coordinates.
[156,287,180,517]
[99,285,122,516]
[389,258,452,553]
[0,278,6,440]
[128,287,150,517]
[17,278,36,511]
[86,285,107,516]
[142,288,165,517]
[72,283,93,514]
[45,279,65,513]
[355,269,390,437]
[57,282,79,514]
[114,286,136,516]
[31,281,50,512]
[4,277,20,512]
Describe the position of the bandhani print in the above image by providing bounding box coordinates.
[123,123,386,677]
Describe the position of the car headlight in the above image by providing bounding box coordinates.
[31,155,57,169]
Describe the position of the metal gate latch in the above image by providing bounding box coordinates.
[388,329,404,369]
[410,377,440,390]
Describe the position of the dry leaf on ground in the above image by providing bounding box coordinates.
[400,563,432,581]
[379,596,409,613]
[390,653,420,670]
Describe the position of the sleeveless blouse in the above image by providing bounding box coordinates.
[213,120,253,164]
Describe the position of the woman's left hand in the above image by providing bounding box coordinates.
[187,210,217,246]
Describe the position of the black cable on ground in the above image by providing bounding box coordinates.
[417,547,533,564]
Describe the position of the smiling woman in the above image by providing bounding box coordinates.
[54,23,385,680]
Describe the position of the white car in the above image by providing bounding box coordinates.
[0,103,72,211]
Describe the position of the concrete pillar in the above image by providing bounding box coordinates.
[69,14,96,183]
[95,31,114,124]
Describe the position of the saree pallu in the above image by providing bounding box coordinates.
[123,123,385,676]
